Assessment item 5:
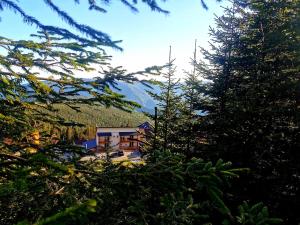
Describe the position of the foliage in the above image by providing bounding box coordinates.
[0,0,289,224]
[196,0,300,223]
[147,46,182,151]
[179,40,204,155]
[0,148,282,225]
[234,202,283,225]
[50,103,148,128]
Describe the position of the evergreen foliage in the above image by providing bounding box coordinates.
[0,149,282,225]
[179,40,204,154]
[196,0,300,223]
[0,0,292,224]
[147,46,182,151]
[50,104,148,128]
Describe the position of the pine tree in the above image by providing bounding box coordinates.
[195,2,242,159]
[148,46,182,151]
[197,0,300,223]
[180,40,204,154]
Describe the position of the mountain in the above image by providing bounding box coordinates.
[25,79,160,113]
[77,80,160,113]
[111,81,160,113]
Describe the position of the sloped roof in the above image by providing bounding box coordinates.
[96,121,151,129]
[138,121,151,129]
[97,132,112,137]
[82,139,96,149]
[119,132,137,136]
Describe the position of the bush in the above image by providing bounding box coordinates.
[0,149,281,225]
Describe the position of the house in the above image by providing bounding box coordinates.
[95,122,151,155]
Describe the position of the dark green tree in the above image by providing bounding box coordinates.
[148,46,182,151]
[179,40,204,155]
[197,0,300,223]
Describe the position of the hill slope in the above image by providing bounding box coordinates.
[111,81,160,113]
[52,104,149,127]
[26,79,160,113]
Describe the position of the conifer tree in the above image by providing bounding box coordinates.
[197,0,300,223]
[194,2,242,160]
[199,2,240,116]
[148,46,182,151]
[180,40,204,154]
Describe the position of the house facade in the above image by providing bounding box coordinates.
[95,122,150,153]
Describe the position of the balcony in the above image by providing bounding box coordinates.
[98,140,110,144]
[119,145,139,151]
[119,138,140,143]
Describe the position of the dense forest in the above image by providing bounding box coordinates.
[51,104,148,128]
[41,104,149,141]
[0,0,299,225]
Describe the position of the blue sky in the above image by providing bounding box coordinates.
[0,0,227,78]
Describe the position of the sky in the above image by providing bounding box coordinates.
[0,0,227,78]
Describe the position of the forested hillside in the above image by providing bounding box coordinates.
[52,104,149,128]
[40,104,149,141]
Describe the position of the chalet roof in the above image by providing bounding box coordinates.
[138,121,151,129]
[97,132,112,137]
[119,132,137,136]
[96,125,137,128]
[96,121,151,129]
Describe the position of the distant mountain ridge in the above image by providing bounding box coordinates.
[25,79,160,113]
[111,81,160,113]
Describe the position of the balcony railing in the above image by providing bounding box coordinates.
[98,140,110,144]
[120,138,140,143]
[119,146,139,151]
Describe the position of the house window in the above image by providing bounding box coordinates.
[129,142,134,147]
